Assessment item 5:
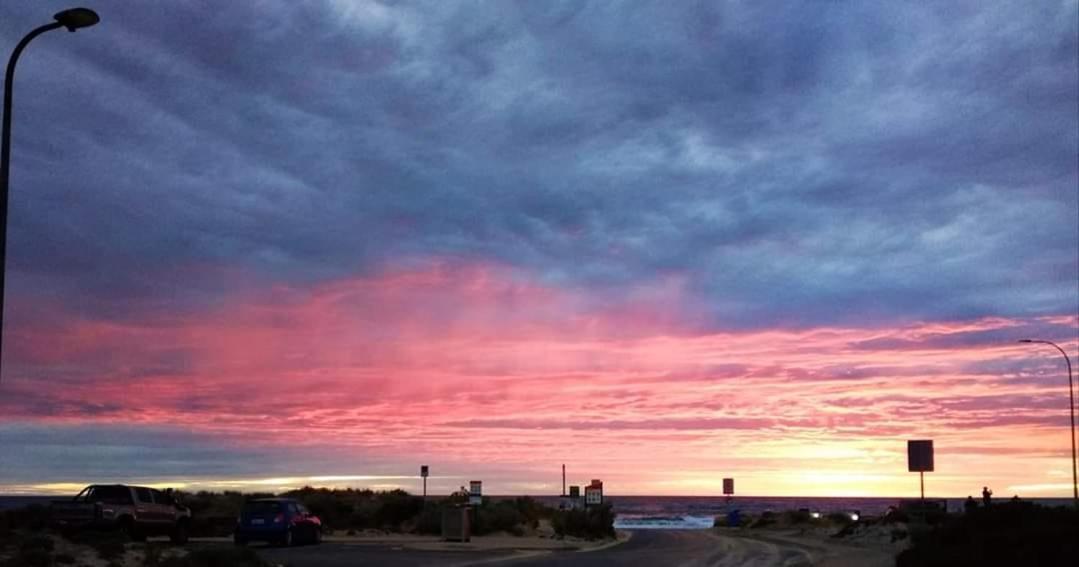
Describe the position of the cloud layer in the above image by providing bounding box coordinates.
[0,1,1075,495]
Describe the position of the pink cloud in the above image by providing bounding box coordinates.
[1,260,1075,496]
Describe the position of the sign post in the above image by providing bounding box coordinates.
[722,477,735,517]
[421,465,429,503]
[907,440,934,501]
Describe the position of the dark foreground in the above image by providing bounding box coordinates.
[253,530,827,567]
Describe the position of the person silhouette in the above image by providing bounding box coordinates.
[982,486,992,507]
[964,495,977,513]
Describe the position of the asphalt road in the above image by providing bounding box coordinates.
[250,530,818,567]
[506,530,814,567]
[254,540,525,567]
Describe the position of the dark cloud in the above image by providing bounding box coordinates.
[0,0,1073,329]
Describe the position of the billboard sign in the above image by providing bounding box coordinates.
[907,440,934,472]
[421,465,429,478]
[723,478,734,495]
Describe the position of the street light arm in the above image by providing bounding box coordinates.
[3,22,64,185]
[1019,338,1077,508]
[2,21,65,383]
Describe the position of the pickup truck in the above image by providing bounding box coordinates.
[50,484,191,543]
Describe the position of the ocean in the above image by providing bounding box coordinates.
[3,495,1072,530]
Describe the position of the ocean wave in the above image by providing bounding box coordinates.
[613,515,716,530]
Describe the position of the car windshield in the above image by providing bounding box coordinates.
[244,501,282,515]
[85,486,132,505]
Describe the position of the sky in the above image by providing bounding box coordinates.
[0,1,1076,497]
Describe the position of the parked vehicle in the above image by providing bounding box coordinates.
[234,498,321,547]
[50,484,191,543]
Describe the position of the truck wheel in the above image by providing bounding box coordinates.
[170,521,189,545]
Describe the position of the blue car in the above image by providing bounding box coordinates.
[234,498,322,547]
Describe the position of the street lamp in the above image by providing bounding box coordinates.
[1018,339,1077,507]
[1,8,99,382]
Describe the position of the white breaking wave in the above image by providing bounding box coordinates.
[613,515,716,530]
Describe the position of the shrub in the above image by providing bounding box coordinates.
[896,501,1079,567]
[749,511,776,528]
[2,505,51,532]
[474,500,524,536]
[414,505,442,535]
[551,504,615,540]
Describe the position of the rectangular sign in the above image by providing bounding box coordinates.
[469,481,482,496]
[723,478,734,495]
[421,465,429,478]
[907,440,934,472]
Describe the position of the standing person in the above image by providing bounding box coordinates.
[982,486,993,507]
[964,495,978,513]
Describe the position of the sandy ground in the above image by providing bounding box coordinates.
[2,526,898,566]
[318,530,631,552]
[710,527,901,567]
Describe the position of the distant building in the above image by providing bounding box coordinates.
[585,479,603,507]
[560,485,582,510]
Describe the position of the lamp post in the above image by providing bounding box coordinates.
[1,8,99,382]
[1018,339,1077,507]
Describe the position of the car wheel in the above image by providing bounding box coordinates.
[282,528,293,547]
[313,527,322,545]
[170,521,189,545]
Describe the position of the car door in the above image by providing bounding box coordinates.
[133,487,161,527]
[150,489,175,525]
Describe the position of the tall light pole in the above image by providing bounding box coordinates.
[1,8,99,382]
[1018,339,1077,507]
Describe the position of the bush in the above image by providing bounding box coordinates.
[749,511,776,528]
[896,501,1079,567]
[551,504,615,540]
[474,500,524,536]
[414,505,442,535]
[2,505,51,532]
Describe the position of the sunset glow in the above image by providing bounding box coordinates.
[0,1,1075,500]
[2,262,1074,497]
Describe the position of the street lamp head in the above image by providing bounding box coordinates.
[53,8,100,32]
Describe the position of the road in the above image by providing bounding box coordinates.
[252,530,822,567]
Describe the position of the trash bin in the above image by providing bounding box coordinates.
[441,505,471,542]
